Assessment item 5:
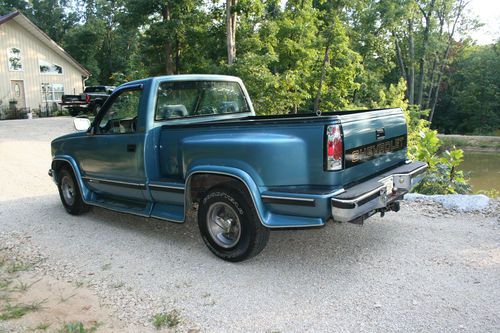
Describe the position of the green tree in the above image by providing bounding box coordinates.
[433,41,500,134]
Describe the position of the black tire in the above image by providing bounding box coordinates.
[68,108,79,117]
[198,187,270,262]
[57,167,90,215]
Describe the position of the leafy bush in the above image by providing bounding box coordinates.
[371,79,471,195]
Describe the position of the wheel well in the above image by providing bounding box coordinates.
[187,173,250,208]
[51,160,73,183]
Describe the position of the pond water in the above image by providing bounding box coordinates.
[460,151,500,192]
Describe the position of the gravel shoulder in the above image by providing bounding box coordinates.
[0,118,499,332]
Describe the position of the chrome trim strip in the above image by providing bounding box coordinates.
[261,195,316,207]
[391,163,427,177]
[330,188,346,196]
[82,176,146,189]
[261,195,315,203]
[331,185,384,205]
[149,183,185,192]
[408,164,428,176]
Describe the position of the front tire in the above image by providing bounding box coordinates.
[198,188,269,262]
[57,167,90,215]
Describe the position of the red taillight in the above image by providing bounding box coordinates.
[85,94,90,103]
[326,124,343,171]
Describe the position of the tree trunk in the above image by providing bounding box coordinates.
[175,37,181,74]
[393,32,407,81]
[427,12,445,109]
[162,5,175,75]
[426,54,439,109]
[226,0,237,65]
[408,19,415,105]
[429,0,466,122]
[416,0,435,107]
[313,40,331,113]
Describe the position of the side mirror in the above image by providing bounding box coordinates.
[73,117,91,132]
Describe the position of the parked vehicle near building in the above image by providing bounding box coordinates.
[49,75,426,261]
[60,85,115,116]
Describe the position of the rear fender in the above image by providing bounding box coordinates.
[185,166,272,227]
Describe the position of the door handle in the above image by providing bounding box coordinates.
[127,144,136,152]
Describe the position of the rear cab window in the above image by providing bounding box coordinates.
[155,81,249,121]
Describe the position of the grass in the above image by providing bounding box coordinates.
[0,300,44,320]
[13,280,29,292]
[0,279,12,290]
[58,293,77,304]
[57,321,100,333]
[74,281,85,288]
[33,322,51,331]
[438,134,500,151]
[6,262,31,274]
[151,309,181,329]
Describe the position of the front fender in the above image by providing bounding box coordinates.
[52,155,91,202]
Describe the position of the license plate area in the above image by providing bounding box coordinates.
[380,177,394,194]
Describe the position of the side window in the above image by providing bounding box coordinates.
[98,89,141,134]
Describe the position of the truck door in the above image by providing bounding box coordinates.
[75,85,146,202]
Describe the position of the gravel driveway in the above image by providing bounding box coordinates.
[0,117,499,332]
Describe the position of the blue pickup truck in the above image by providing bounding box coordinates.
[49,75,426,261]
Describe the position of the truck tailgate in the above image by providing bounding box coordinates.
[337,108,407,186]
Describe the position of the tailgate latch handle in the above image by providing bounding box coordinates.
[376,128,385,140]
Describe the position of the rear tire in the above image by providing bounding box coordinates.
[57,167,90,215]
[198,187,269,262]
[68,108,79,117]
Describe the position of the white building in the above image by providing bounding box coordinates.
[0,11,89,113]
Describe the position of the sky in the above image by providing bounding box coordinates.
[468,0,500,44]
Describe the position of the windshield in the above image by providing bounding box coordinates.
[155,81,249,121]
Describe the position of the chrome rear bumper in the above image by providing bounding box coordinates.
[331,161,427,223]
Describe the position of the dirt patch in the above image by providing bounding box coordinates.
[0,252,125,332]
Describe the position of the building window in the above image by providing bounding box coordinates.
[41,83,64,102]
[7,47,23,71]
[39,59,63,75]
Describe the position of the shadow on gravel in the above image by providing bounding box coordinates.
[1,194,395,269]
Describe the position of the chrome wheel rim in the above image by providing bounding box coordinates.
[61,175,75,206]
[207,202,241,248]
